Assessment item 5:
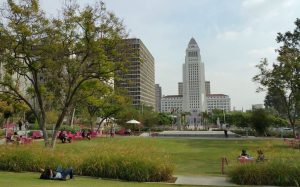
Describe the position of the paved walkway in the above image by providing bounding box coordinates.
[157,130,240,138]
[175,175,278,187]
[175,175,237,186]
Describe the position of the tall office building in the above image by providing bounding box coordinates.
[178,82,183,95]
[182,38,207,114]
[117,38,155,109]
[155,84,162,112]
[205,81,210,95]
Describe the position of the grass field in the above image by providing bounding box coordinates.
[153,138,294,175]
[52,137,296,175]
[0,171,203,187]
[1,136,299,186]
[34,137,300,175]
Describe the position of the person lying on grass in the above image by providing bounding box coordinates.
[40,165,74,180]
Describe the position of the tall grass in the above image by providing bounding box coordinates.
[229,159,300,186]
[0,139,173,182]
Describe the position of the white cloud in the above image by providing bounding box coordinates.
[217,31,239,40]
[242,0,266,8]
[247,47,275,57]
[217,27,253,40]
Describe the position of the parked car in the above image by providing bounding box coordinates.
[279,127,293,132]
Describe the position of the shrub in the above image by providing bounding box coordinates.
[59,125,80,134]
[0,129,5,137]
[29,120,39,130]
[229,160,300,186]
[0,141,173,182]
[266,130,294,138]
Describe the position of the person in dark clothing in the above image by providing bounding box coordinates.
[58,131,67,143]
[224,129,228,137]
[40,166,53,180]
[240,149,249,157]
[18,120,23,131]
[82,129,91,140]
[81,129,86,138]
[40,166,74,180]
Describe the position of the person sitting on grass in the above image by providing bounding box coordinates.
[6,132,14,143]
[256,149,265,162]
[40,165,74,180]
[58,131,67,143]
[81,129,91,140]
[238,149,254,160]
[16,135,23,145]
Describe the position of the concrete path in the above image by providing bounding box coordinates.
[175,175,237,186]
[0,138,5,145]
[139,132,150,137]
[175,175,278,187]
[157,130,240,138]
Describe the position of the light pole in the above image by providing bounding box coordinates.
[223,109,226,124]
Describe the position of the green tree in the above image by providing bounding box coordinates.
[116,106,141,129]
[157,113,172,127]
[0,94,29,126]
[264,87,287,116]
[230,112,251,128]
[253,18,300,138]
[251,109,272,136]
[76,81,131,131]
[0,0,128,147]
[141,106,158,129]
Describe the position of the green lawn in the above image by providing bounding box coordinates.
[0,171,206,187]
[1,136,298,186]
[152,138,290,175]
[62,137,295,176]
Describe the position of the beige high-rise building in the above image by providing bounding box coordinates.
[118,38,155,109]
[182,38,207,113]
[178,82,183,95]
[205,81,210,95]
[155,84,162,112]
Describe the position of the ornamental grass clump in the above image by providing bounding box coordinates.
[229,160,300,186]
[0,140,173,182]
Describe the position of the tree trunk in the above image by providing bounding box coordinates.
[36,111,49,147]
[50,107,69,148]
[89,117,93,131]
[41,121,49,146]
[70,108,76,128]
[96,118,107,132]
[291,122,296,138]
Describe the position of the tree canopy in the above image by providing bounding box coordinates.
[253,18,300,137]
[0,0,129,147]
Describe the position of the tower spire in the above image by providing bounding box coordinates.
[189,37,197,45]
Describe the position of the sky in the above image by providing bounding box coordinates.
[3,0,300,110]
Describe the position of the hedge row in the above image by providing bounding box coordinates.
[229,160,300,186]
[0,144,173,182]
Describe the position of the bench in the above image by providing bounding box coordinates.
[74,131,83,139]
[90,131,98,138]
[31,131,43,139]
[20,137,32,144]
